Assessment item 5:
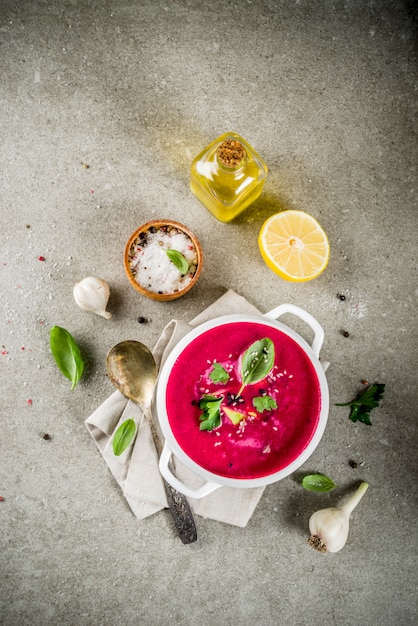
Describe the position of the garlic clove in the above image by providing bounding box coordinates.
[308,507,349,553]
[73,276,112,319]
[307,482,369,554]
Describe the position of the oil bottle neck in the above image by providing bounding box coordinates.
[215,139,247,173]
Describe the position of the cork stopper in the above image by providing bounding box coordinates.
[216,139,246,168]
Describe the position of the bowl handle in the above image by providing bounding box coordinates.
[264,303,324,358]
[159,442,222,500]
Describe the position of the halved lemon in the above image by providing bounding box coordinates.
[258,210,330,282]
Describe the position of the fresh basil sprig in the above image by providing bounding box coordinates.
[302,474,336,493]
[113,418,137,456]
[166,249,189,274]
[238,338,275,395]
[50,326,84,389]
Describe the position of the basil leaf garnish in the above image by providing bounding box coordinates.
[113,418,137,456]
[239,338,274,394]
[50,326,84,389]
[166,249,189,274]
[302,474,336,492]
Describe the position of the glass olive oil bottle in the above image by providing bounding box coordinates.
[190,132,268,223]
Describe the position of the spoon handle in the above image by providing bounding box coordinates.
[145,411,198,544]
[163,482,198,545]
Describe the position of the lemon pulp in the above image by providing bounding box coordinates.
[258,210,330,282]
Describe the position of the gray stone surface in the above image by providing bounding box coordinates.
[1,1,417,624]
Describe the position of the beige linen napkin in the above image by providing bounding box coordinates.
[85,290,329,527]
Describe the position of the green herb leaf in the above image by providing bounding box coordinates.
[50,325,84,389]
[239,338,275,394]
[166,249,189,274]
[113,418,136,456]
[302,474,336,492]
[253,395,277,413]
[336,382,385,425]
[199,395,223,431]
[209,362,230,384]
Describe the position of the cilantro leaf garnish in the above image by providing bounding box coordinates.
[253,395,277,413]
[336,382,385,425]
[209,362,230,384]
[199,395,223,431]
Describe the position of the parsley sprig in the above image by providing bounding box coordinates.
[336,382,385,425]
[199,395,223,431]
[253,395,277,413]
[209,363,229,384]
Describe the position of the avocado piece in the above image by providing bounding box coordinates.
[223,406,247,425]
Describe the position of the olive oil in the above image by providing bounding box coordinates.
[190,132,268,223]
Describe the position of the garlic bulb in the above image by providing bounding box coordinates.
[73,276,112,319]
[308,481,369,553]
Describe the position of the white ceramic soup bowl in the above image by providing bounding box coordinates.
[156,303,329,499]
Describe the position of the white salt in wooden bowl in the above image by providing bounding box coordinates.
[124,220,203,301]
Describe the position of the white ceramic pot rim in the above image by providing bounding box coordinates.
[156,303,329,499]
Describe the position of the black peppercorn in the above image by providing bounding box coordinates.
[338,293,346,301]
[342,330,350,337]
[137,316,147,324]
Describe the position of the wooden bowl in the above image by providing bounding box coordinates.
[124,219,203,301]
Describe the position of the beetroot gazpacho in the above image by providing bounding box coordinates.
[165,321,322,480]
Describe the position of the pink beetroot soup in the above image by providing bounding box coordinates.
[165,322,321,479]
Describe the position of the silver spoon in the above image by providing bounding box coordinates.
[106,340,197,544]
